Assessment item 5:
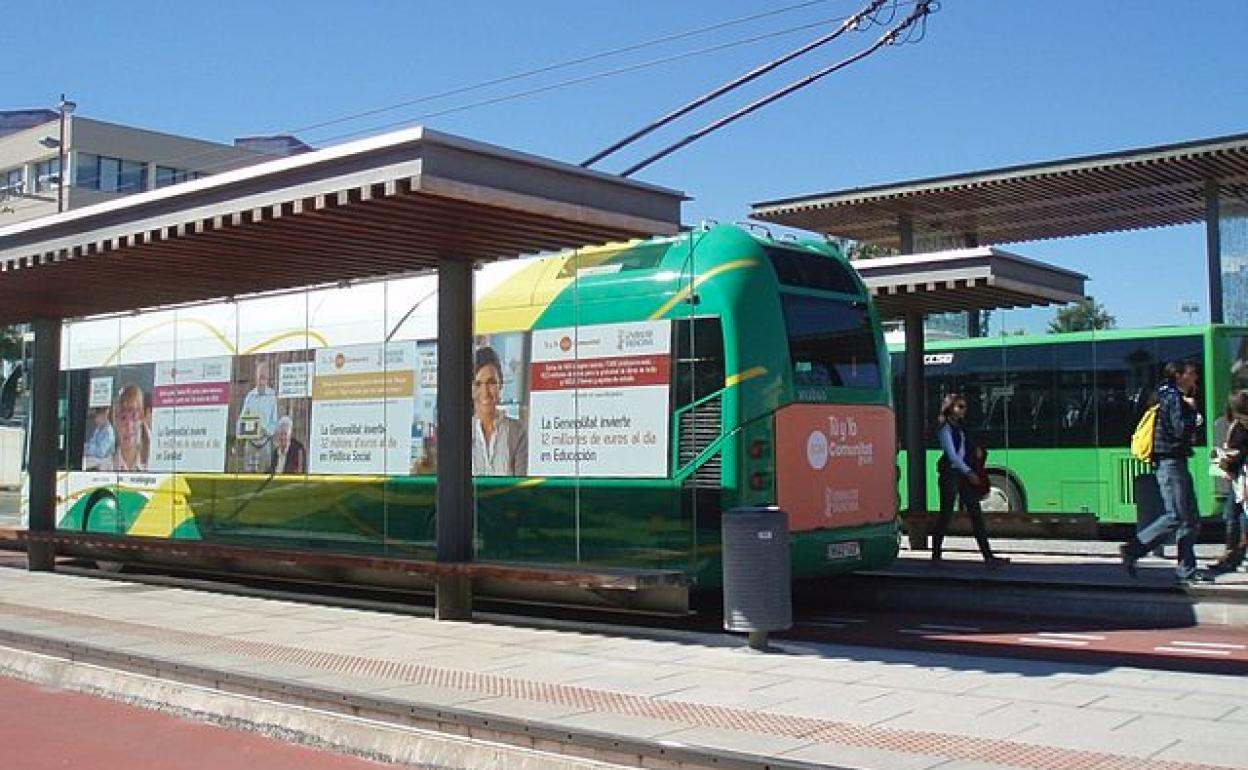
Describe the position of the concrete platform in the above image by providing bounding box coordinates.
[846,537,1248,627]
[1,562,1245,770]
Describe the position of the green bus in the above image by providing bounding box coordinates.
[36,223,898,595]
[890,324,1248,534]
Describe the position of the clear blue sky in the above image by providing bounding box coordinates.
[8,1,1248,332]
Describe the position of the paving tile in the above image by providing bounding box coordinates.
[1220,707,1248,723]
[860,690,1009,718]
[653,684,795,711]
[873,706,1034,741]
[544,710,685,741]
[458,695,594,723]
[779,740,947,770]
[1091,691,1241,720]
[656,725,815,758]
[963,679,1109,707]
[976,702,1137,735]
[752,678,892,705]
[371,682,495,709]
[1008,720,1174,757]
[1151,737,1248,769]
[761,693,913,726]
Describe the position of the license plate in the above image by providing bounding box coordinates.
[827,541,861,561]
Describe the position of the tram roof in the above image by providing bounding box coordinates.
[749,131,1248,249]
[854,246,1087,318]
[0,126,683,324]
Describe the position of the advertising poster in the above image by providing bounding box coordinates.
[309,342,416,475]
[227,351,313,474]
[470,333,529,477]
[527,320,671,478]
[80,364,155,472]
[775,404,896,531]
[149,356,232,472]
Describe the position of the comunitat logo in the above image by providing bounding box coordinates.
[806,429,829,470]
[807,414,876,469]
[334,353,346,369]
[559,336,573,352]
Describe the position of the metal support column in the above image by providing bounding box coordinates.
[964,233,981,337]
[435,259,474,620]
[897,215,928,548]
[1206,179,1224,325]
[904,311,928,549]
[27,317,61,571]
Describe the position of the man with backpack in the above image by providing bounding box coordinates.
[1121,362,1205,582]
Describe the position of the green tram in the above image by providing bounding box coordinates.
[890,324,1248,534]
[41,223,898,594]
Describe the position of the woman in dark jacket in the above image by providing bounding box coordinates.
[1210,390,1248,573]
[930,392,1009,567]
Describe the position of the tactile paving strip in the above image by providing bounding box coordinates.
[0,601,1230,770]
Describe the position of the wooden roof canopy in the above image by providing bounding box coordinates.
[751,132,1248,249]
[0,127,684,324]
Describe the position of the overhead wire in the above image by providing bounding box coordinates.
[618,0,936,176]
[581,0,894,168]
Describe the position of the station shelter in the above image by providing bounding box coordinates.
[0,126,683,618]
[752,132,1248,536]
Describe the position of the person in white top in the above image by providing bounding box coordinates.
[471,346,527,476]
[238,360,278,439]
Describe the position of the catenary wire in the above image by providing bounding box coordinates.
[580,0,893,168]
[619,0,934,176]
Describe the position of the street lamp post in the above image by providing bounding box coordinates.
[55,94,76,213]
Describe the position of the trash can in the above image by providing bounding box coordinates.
[722,506,792,651]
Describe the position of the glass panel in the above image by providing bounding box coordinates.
[1055,341,1098,449]
[765,245,859,294]
[1094,339,1158,447]
[1003,344,1056,449]
[779,293,880,390]
[1220,189,1248,325]
[99,157,121,193]
[75,153,99,190]
[1228,334,1248,397]
[118,160,147,193]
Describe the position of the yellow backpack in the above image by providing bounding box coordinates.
[1130,404,1158,462]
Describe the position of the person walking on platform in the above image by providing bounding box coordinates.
[1209,391,1248,573]
[1122,362,1205,582]
[930,393,1009,567]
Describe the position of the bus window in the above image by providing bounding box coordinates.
[1056,340,1097,448]
[1004,344,1056,449]
[779,294,880,391]
[673,318,725,408]
[1231,334,1248,392]
[765,246,859,294]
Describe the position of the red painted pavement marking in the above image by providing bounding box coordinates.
[0,675,390,770]
[0,600,1237,770]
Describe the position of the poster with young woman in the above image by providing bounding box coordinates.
[79,364,155,473]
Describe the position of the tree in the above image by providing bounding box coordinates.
[1048,297,1115,333]
[843,240,897,261]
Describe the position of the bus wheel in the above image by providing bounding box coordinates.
[983,473,1024,513]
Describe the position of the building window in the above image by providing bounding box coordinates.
[32,157,61,193]
[75,153,148,194]
[0,167,22,200]
[155,165,200,188]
